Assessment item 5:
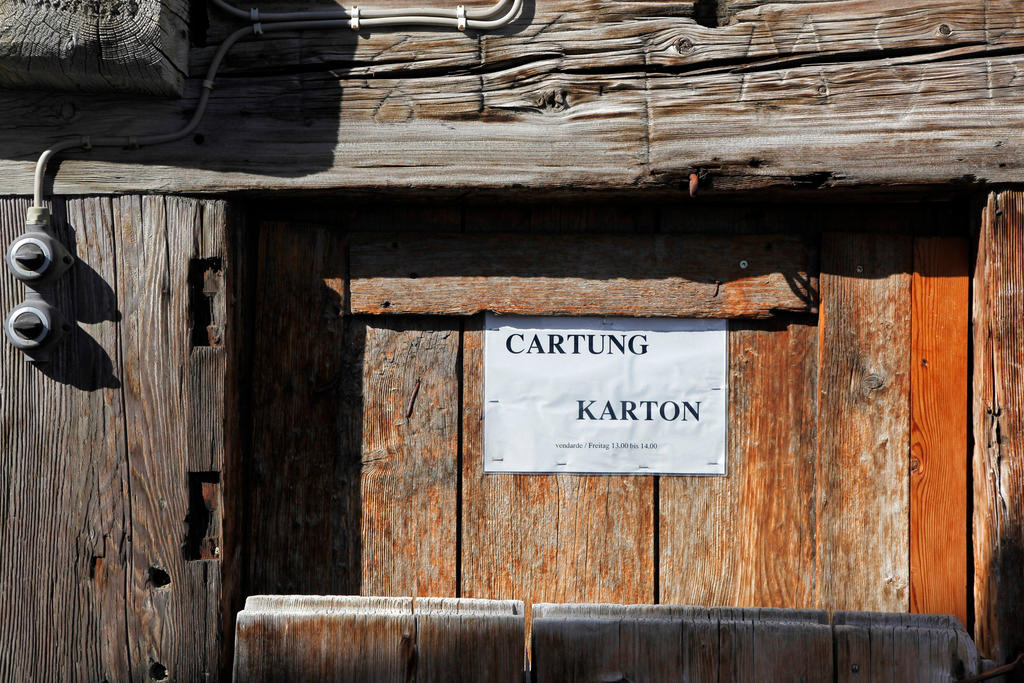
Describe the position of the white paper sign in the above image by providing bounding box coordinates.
[484,314,728,475]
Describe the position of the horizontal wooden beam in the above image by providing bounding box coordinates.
[0,0,1022,194]
[349,233,817,317]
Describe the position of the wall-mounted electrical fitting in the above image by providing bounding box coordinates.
[4,206,75,361]
[6,207,74,285]
[4,298,68,356]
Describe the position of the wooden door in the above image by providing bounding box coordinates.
[242,199,971,644]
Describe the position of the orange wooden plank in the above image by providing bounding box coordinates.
[910,237,969,625]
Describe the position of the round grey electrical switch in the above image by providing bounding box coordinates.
[5,232,72,284]
[4,302,64,352]
[13,242,46,271]
[12,310,45,341]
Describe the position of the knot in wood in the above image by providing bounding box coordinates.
[861,373,885,393]
[536,89,570,112]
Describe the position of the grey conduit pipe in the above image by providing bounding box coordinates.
[31,0,524,208]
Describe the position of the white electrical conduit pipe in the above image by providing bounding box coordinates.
[210,0,517,23]
[31,0,523,208]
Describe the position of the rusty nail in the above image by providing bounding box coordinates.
[688,172,699,197]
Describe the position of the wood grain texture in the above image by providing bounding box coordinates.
[415,597,525,682]
[532,605,832,682]
[350,233,817,317]
[247,222,359,595]
[816,232,912,613]
[359,318,460,597]
[0,197,129,681]
[2,1,1024,193]
[233,596,522,682]
[532,604,716,682]
[660,320,818,609]
[115,196,231,680]
[0,0,188,95]
[833,611,979,682]
[460,318,654,646]
[909,237,969,626]
[717,608,832,682]
[246,207,464,600]
[973,192,1024,663]
[1,195,234,680]
[233,596,417,682]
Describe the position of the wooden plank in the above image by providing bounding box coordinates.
[414,598,525,682]
[909,237,969,625]
[833,624,871,683]
[235,596,523,681]
[2,2,1024,194]
[0,0,188,95]
[816,232,912,612]
[682,608,720,682]
[532,616,621,682]
[534,604,681,682]
[833,612,980,681]
[460,318,655,649]
[247,222,358,595]
[0,197,130,681]
[973,191,1024,663]
[660,320,818,608]
[532,605,831,682]
[745,609,832,681]
[115,196,228,680]
[350,234,818,317]
[359,318,461,597]
[233,596,417,682]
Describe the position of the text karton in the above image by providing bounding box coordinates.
[484,314,728,475]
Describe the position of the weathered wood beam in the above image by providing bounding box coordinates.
[0,0,1022,194]
[349,233,817,317]
[973,191,1024,664]
[0,0,190,95]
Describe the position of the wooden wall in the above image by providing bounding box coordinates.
[243,199,973,653]
[0,196,242,681]
[2,194,1006,681]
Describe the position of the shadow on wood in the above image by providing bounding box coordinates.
[247,222,362,595]
[1,197,122,390]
